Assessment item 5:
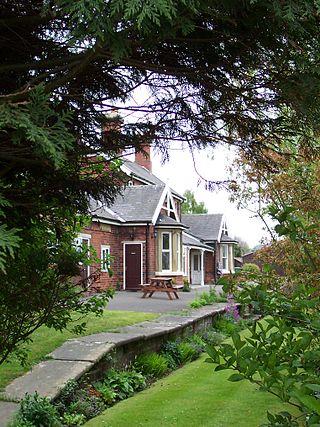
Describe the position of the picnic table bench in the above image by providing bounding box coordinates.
[140,277,183,300]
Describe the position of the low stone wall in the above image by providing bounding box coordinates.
[0,304,227,425]
[82,307,225,383]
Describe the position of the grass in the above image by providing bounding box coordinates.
[84,353,298,427]
[0,310,159,390]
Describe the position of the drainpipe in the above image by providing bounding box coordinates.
[213,241,217,283]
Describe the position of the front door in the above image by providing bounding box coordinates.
[124,243,142,290]
[191,251,201,285]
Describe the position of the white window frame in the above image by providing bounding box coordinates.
[101,245,110,272]
[222,244,229,270]
[161,232,172,272]
[176,233,181,272]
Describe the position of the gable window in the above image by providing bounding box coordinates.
[162,193,177,219]
[101,245,110,272]
[222,244,229,270]
[161,232,171,271]
[222,222,228,236]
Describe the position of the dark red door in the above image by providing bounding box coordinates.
[125,244,142,290]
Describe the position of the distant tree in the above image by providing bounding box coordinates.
[181,190,208,214]
[233,236,251,257]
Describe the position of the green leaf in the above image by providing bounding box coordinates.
[228,373,245,382]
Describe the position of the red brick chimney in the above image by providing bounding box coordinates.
[102,108,122,134]
[135,144,152,172]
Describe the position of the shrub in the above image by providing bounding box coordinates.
[189,299,205,309]
[103,369,146,400]
[200,329,226,346]
[134,353,169,378]
[177,342,200,363]
[9,393,61,427]
[161,340,183,366]
[182,279,191,292]
[66,395,105,420]
[214,317,240,336]
[61,413,86,426]
[93,382,116,405]
[162,352,178,370]
[242,263,260,273]
[187,334,206,352]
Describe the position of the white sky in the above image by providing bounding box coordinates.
[150,144,269,248]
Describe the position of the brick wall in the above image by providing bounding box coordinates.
[204,252,215,284]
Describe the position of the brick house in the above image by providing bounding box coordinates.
[78,147,236,291]
[181,214,237,285]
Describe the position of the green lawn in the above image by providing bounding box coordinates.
[0,310,159,390]
[85,354,298,427]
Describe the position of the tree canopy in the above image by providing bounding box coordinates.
[3,0,320,363]
[181,190,208,214]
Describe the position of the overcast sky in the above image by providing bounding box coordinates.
[150,144,269,248]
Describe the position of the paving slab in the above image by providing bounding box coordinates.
[78,331,142,345]
[118,324,175,338]
[0,401,19,427]
[49,340,114,362]
[153,315,195,325]
[4,360,92,401]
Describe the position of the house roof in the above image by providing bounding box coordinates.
[91,183,185,226]
[90,199,123,222]
[122,159,164,186]
[109,184,165,222]
[182,232,214,251]
[220,234,238,243]
[181,213,224,242]
[122,159,184,200]
[156,213,186,229]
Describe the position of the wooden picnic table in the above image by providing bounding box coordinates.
[140,277,182,300]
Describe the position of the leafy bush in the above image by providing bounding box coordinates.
[200,329,226,346]
[242,263,260,273]
[214,317,241,336]
[61,413,86,426]
[66,396,104,420]
[92,382,116,405]
[177,342,200,363]
[161,340,183,366]
[182,280,191,292]
[9,393,61,427]
[189,299,205,309]
[134,353,169,378]
[55,381,105,422]
[102,369,146,400]
[187,334,206,352]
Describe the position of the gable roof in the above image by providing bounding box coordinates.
[122,159,164,186]
[121,158,184,200]
[181,213,224,242]
[156,213,186,229]
[182,231,214,251]
[109,184,166,223]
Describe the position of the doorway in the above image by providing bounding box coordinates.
[124,243,142,290]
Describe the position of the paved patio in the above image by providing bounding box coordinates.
[106,285,221,313]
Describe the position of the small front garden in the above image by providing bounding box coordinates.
[8,306,297,427]
[0,310,159,390]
